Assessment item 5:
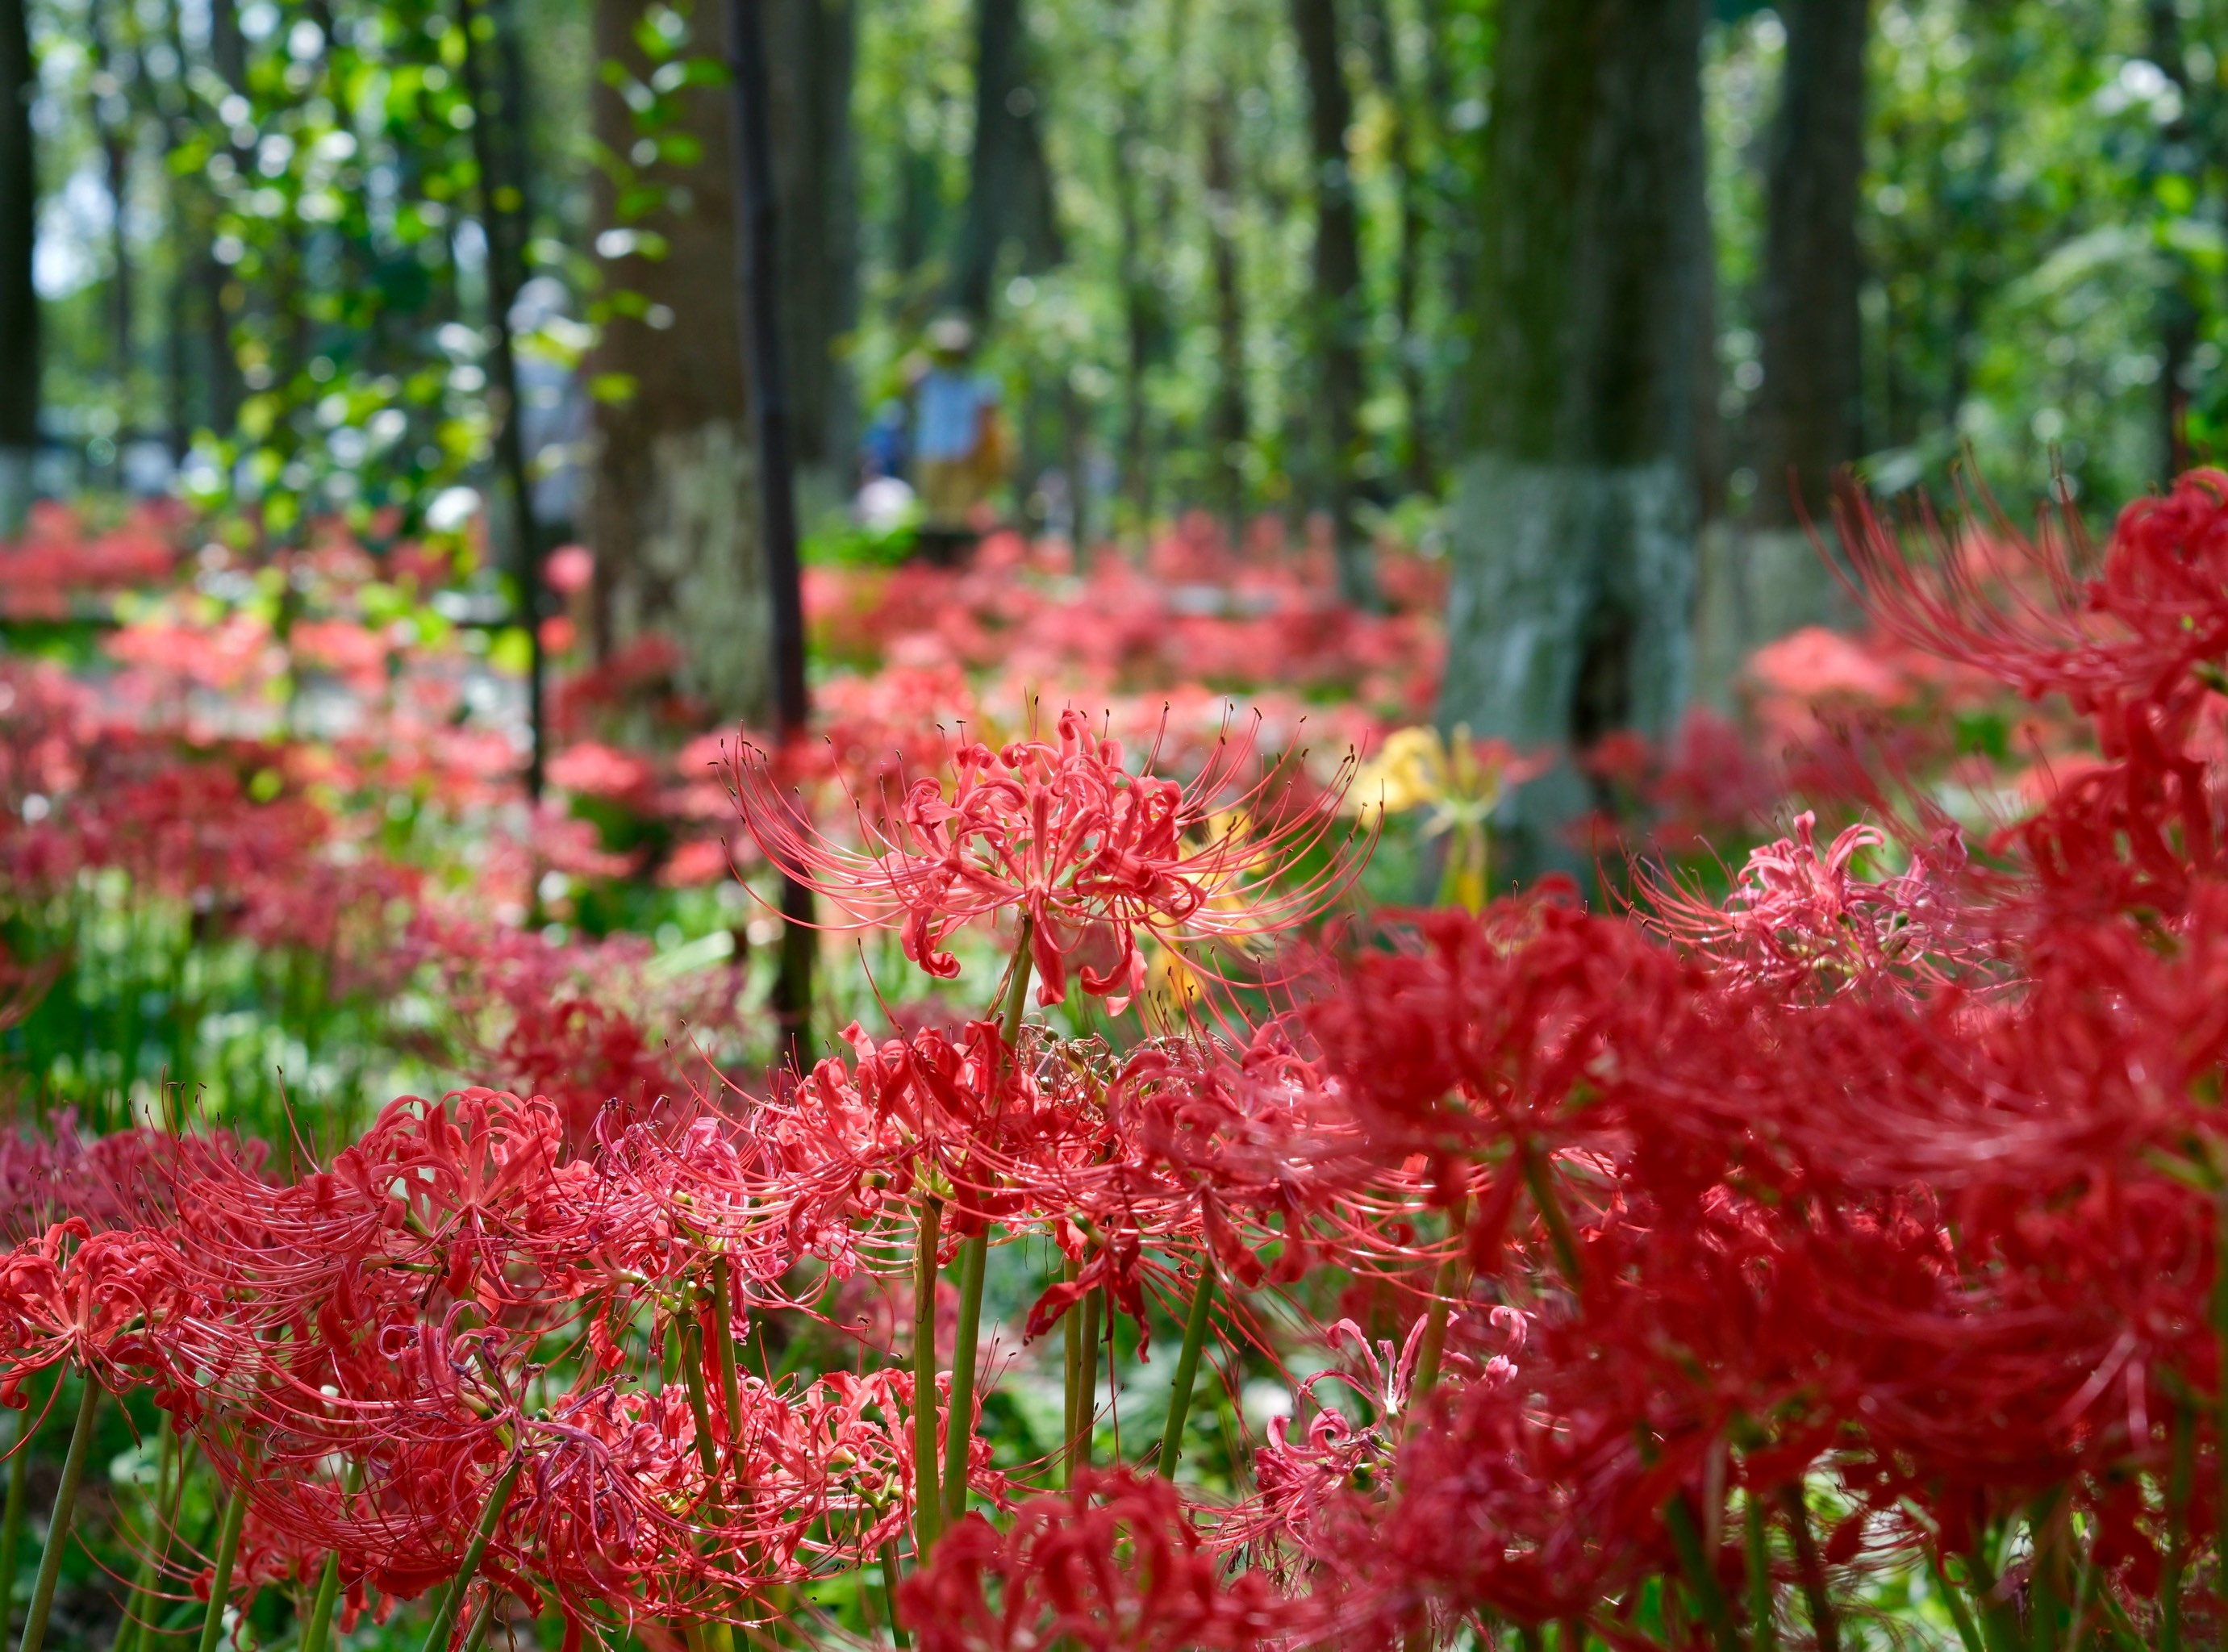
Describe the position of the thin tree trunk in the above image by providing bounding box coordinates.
[0,0,38,529]
[585,0,767,726]
[2150,0,2196,479]
[950,0,1058,320]
[1115,94,1151,528]
[458,0,545,793]
[1438,0,1709,874]
[92,0,135,432]
[728,0,816,1066]
[766,0,856,518]
[1755,0,1867,525]
[1356,0,1431,494]
[1289,0,1372,604]
[1693,0,1868,707]
[201,0,245,439]
[1202,89,1248,532]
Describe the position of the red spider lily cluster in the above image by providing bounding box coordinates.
[15,473,2228,1652]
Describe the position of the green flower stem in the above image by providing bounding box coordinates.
[1155,1267,1216,1479]
[911,1195,943,1557]
[192,1479,246,1652]
[416,1455,523,1652]
[1059,1257,1082,1490]
[0,1390,41,1636]
[878,1541,907,1649]
[18,1374,100,1652]
[1661,1492,1738,1652]
[458,1591,496,1652]
[1959,1538,2021,1652]
[711,1258,745,1474]
[1928,1554,1983,1652]
[2160,1400,2195,1652]
[940,1231,987,1530]
[939,923,1033,1530]
[1519,1140,1583,1287]
[678,1314,723,1483]
[115,1413,179,1652]
[1070,1285,1102,1482]
[1742,1494,1775,1652]
[298,1459,364,1652]
[1775,1483,1841,1652]
[2213,1186,2228,1628]
[1409,1194,1470,1408]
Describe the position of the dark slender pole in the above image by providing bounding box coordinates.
[728,0,815,1068]
[457,0,546,799]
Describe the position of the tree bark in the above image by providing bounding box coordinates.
[586,0,767,726]
[91,0,134,430]
[0,0,37,529]
[1289,0,1372,605]
[1754,0,1867,525]
[1438,0,1709,873]
[765,0,855,517]
[1693,0,1868,707]
[949,0,1059,321]
[1355,0,1431,494]
[1201,88,1248,532]
[2149,0,2195,480]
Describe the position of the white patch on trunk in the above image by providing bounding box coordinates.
[603,419,771,722]
[1690,523,1859,712]
[1439,452,1697,869]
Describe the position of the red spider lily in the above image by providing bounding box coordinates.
[731,707,1363,1012]
[654,1019,1109,1297]
[1036,1025,1429,1314]
[1640,810,1989,1001]
[1304,891,1708,1180]
[0,1220,215,1404]
[897,1467,1304,1652]
[1846,468,2228,918]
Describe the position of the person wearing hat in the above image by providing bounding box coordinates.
[912,315,1007,565]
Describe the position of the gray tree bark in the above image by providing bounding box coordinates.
[585,0,767,725]
[1201,88,1248,532]
[1693,0,1869,707]
[949,0,1059,321]
[1290,0,1373,606]
[0,0,36,530]
[1438,0,1709,874]
[766,0,856,519]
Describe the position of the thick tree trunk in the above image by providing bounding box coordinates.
[1289,0,1372,605]
[949,0,1058,321]
[0,0,36,531]
[1438,0,1709,874]
[585,0,767,725]
[766,0,855,518]
[1693,0,1868,707]
[1202,89,1248,531]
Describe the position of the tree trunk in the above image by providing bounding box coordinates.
[91,0,134,432]
[201,0,245,440]
[0,0,36,530]
[949,0,1058,321]
[765,0,856,519]
[1438,0,1709,874]
[1289,0,1372,605]
[1692,0,1867,707]
[585,0,767,727]
[1201,88,1248,532]
[1115,89,1152,528]
[2149,0,2195,479]
[1355,0,1431,494]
